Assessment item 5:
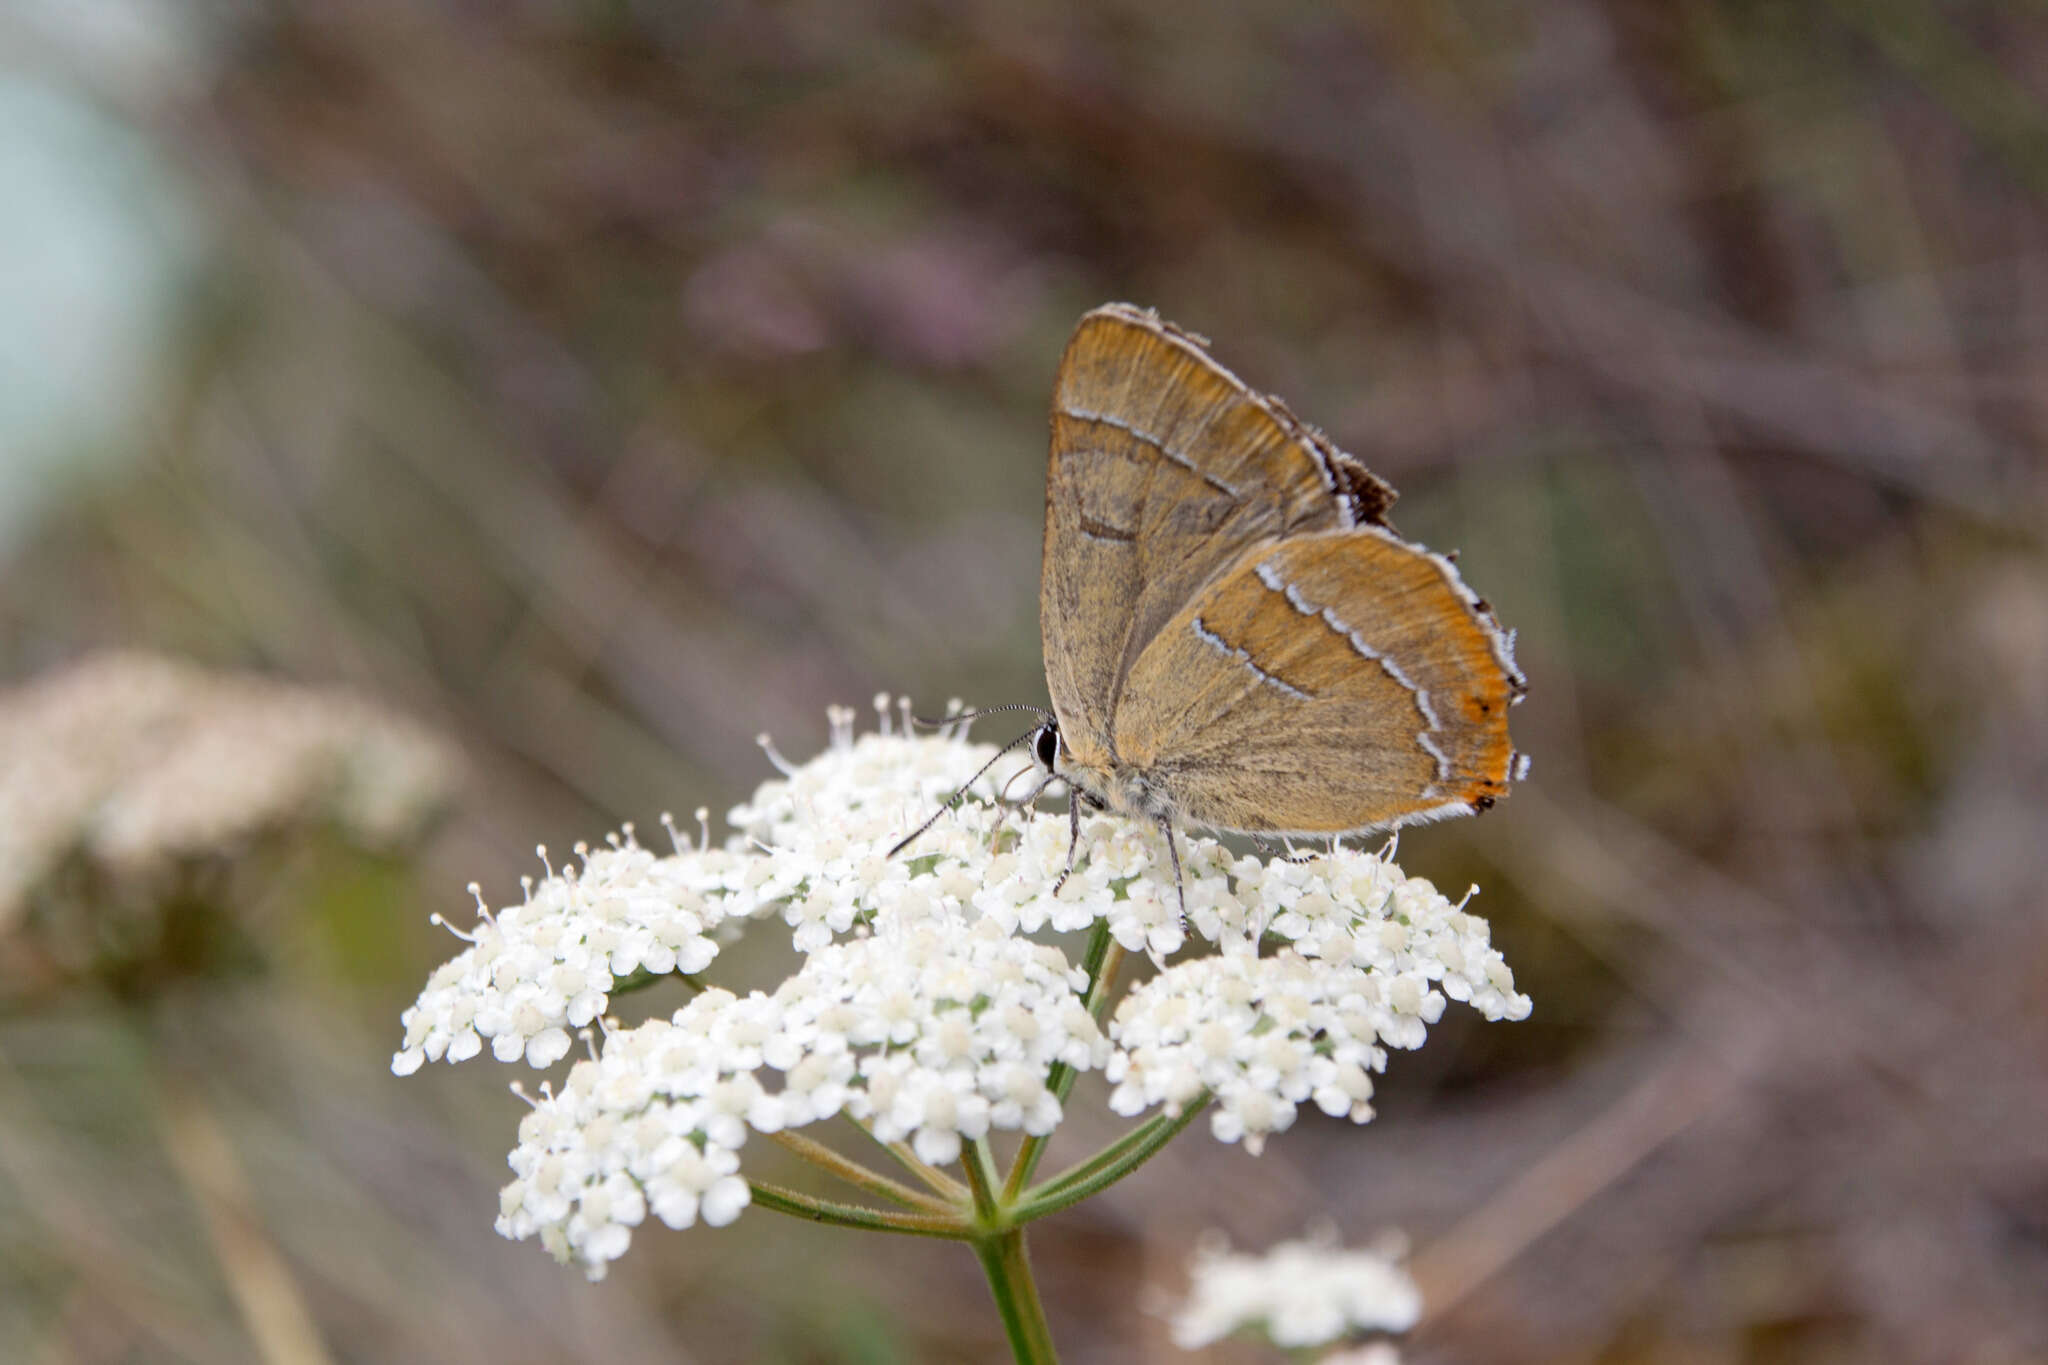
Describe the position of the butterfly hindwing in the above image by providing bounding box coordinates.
[1110,529,1524,834]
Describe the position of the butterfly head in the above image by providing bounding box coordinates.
[1031,715,1159,822]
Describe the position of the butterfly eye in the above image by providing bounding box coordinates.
[1032,722,1061,773]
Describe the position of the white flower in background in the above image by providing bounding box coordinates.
[395,697,1531,1278]
[1317,1343,1404,1365]
[1170,1228,1421,1351]
[0,651,457,936]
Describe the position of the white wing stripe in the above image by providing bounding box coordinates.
[1254,557,1450,780]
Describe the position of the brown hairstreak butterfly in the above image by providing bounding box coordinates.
[899,304,1527,904]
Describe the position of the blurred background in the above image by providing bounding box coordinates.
[2,2,2044,1362]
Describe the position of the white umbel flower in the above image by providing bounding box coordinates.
[728,701,1009,849]
[1238,847,1531,1028]
[0,651,456,935]
[729,708,1039,952]
[1104,851,1528,1156]
[397,698,1532,1278]
[1319,1345,1403,1365]
[1170,1228,1421,1350]
[783,918,1110,1164]
[1109,950,1397,1154]
[391,831,776,1074]
[496,989,763,1279]
[495,919,1111,1270]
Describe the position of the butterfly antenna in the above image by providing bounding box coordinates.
[906,701,1054,732]
[887,725,1043,859]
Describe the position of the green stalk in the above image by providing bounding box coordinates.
[746,1181,972,1239]
[1021,1113,1176,1201]
[767,1130,956,1213]
[972,1227,1060,1364]
[1003,923,1125,1201]
[964,1138,1005,1222]
[956,1138,1060,1361]
[1010,1095,1212,1223]
[846,1113,969,1199]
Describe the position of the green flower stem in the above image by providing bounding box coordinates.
[1001,1131,1052,1207]
[1010,1095,1212,1223]
[846,1113,968,1199]
[1083,944,1128,1021]
[963,1137,1005,1222]
[1074,920,1120,1010]
[747,1180,973,1240]
[973,1227,1060,1364]
[1023,1103,1200,1202]
[608,966,695,998]
[767,1130,956,1213]
[959,1136,1060,1361]
[1002,924,1126,1202]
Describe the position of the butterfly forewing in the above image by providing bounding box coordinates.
[1111,529,1522,834]
[1040,304,1390,765]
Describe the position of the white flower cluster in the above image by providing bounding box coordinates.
[731,702,1232,960]
[391,830,777,1073]
[1319,1345,1403,1365]
[968,806,1241,960]
[0,651,457,932]
[497,919,1109,1275]
[780,919,1109,1163]
[1109,949,1389,1155]
[1170,1228,1421,1351]
[395,704,1023,1075]
[1107,846,1528,1153]
[724,703,1029,952]
[495,987,762,1272]
[1232,849,1532,1029]
[395,698,1531,1277]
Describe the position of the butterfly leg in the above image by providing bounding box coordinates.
[988,769,1056,851]
[1252,834,1319,865]
[1157,815,1187,923]
[1051,787,1082,897]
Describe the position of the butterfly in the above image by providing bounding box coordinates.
[893,304,1526,906]
[1024,304,1527,899]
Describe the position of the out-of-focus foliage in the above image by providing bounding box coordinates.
[1,2,2043,1362]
